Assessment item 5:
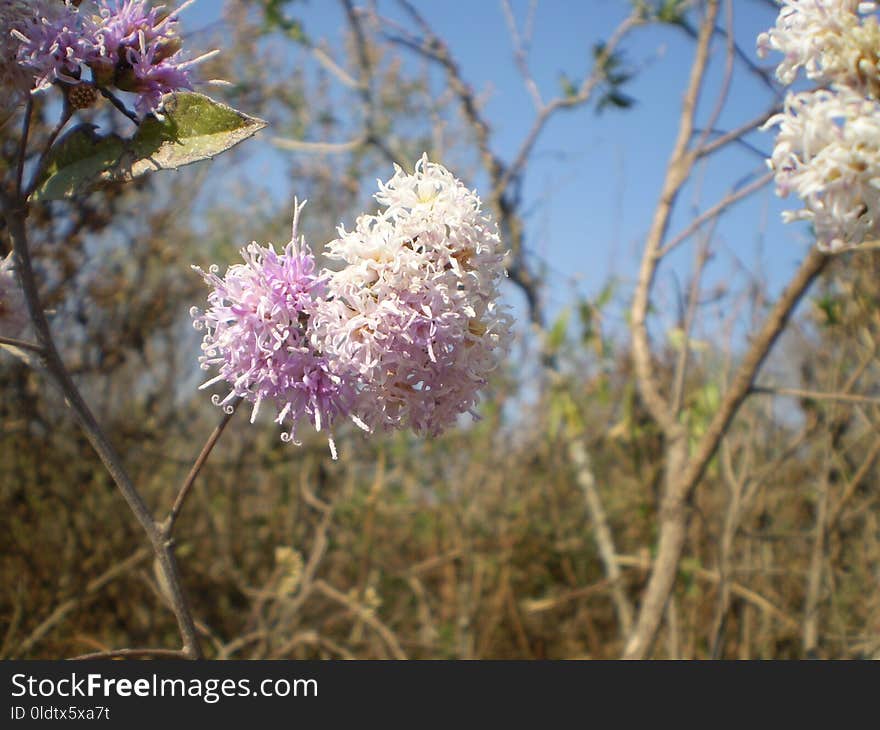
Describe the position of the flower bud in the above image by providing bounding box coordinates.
[67,82,99,109]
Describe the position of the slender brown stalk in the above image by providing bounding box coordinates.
[1,192,203,659]
[164,397,242,536]
[22,103,73,200]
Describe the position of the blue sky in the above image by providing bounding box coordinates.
[183,1,799,345]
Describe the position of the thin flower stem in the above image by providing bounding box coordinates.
[0,193,203,659]
[163,396,242,536]
[23,102,73,200]
[98,87,139,124]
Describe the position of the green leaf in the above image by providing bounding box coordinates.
[125,92,267,178]
[596,90,636,114]
[558,72,578,99]
[595,279,617,310]
[31,92,267,201]
[546,308,570,353]
[260,0,309,42]
[30,124,126,202]
[657,0,688,25]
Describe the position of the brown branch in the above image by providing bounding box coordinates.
[750,386,880,407]
[828,435,880,530]
[803,443,831,655]
[623,0,833,659]
[658,171,773,258]
[616,555,800,632]
[568,436,633,637]
[380,1,639,330]
[631,0,718,436]
[15,96,32,196]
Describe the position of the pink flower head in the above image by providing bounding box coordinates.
[191,201,356,458]
[88,0,208,117]
[9,0,89,92]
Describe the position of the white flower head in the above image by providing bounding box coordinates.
[757,1,880,92]
[764,87,880,250]
[317,154,513,434]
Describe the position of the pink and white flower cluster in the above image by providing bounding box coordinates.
[191,157,512,457]
[760,1,880,249]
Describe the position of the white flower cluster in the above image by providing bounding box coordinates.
[760,1,880,249]
[758,1,879,87]
[315,154,513,435]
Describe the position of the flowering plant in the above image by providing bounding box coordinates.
[0,0,269,659]
[192,158,512,458]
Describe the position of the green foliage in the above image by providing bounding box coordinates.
[546,308,570,356]
[578,279,617,356]
[592,43,636,114]
[655,0,689,25]
[32,93,267,201]
[29,124,126,202]
[255,0,308,42]
[814,293,843,327]
[558,72,578,100]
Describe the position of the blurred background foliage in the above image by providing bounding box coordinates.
[1,0,879,659]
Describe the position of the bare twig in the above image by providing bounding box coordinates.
[15,97,32,196]
[98,87,139,125]
[312,579,407,659]
[501,0,542,110]
[69,648,188,660]
[671,234,712,416]
[616,554,799,631]
[750,386,880,407]
[658,171,773,258]
[625,246,829,658]
[271,134,368,154]
[631,0,717,435]
[13,548,151,658]
[0,334,44,354]
[803,443,831,654]
[624,0,832,658]
[23,102,73,200]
